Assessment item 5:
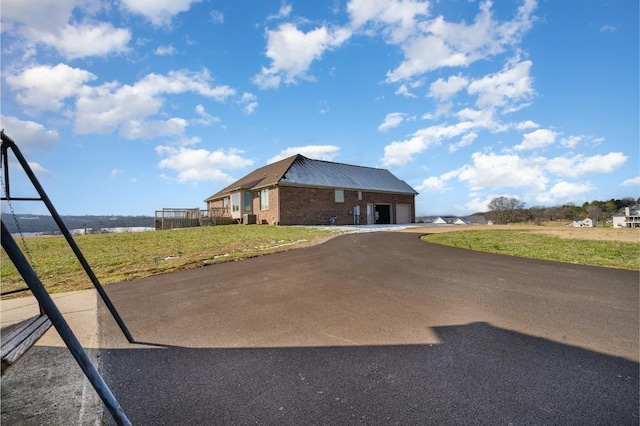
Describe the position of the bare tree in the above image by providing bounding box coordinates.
[487,196,526,224]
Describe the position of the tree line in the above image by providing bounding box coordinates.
[484,196,639,225]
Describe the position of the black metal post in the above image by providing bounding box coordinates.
[1,222,131,426]
[1,132,134,343]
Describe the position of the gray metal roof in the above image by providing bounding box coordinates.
[280,155,417,194]
[205,154,417,201]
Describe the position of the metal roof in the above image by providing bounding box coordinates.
[280,155,417,194]
[205,154,417,201]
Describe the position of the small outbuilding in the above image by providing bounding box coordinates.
[572,217,597,227]
[205,154,418,226]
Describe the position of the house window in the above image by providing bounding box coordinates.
[244,192,252,213]
[358,191,362,200]
[231,192,240,212]
[260,188,269,210]
[223,198,229,214]
[335,189,344,203]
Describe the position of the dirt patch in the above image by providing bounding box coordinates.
[401,224,640,244]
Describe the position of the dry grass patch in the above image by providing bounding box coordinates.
[1,225,340,297]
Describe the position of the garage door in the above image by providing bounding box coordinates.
[396,204,411,224]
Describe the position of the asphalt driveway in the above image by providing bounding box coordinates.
[99,230,639,425]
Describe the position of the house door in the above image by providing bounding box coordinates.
[367,203,374,224]
[375,204,391,224]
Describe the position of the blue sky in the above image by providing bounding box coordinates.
[1,0,638,216]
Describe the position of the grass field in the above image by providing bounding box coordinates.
[2,223,638,298]
[419,225,640,271]
[1,225,340,297]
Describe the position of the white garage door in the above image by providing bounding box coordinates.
[396,204,411,224]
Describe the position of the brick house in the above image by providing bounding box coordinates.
[204,154,418,226]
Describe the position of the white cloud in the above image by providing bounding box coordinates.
[2,0,131,59]
[378,112,405,132]
[545,152,628,177]
[457,151,548,193]
[560,135,582,148]
[239,93,258,115]
[28,162,52,178]
[6,63,96,111]
[210,10,224,25]
[416,175,453,192]
[381,113,495,166]
[432,150,628,208]
[74,69,235,138]
[267,145,341,163]
[428,74,469,101]
[193,104,220,126]
[267,3,293,20]
[0,115,59,149]
[515,120,539,130]
[39,23,131,59]
[456,193,520,214]
[467,59,534,112]
[348,0,429,44]
[253,23,352,89]
[120,0,202,26]
[111,169,125,178]
[536,181,595,205]
[622,176,640,186]
[155,45,177,55]
[456,196,493,214]
[514,128,558,151]
[120,118,189,140]
[448,132,477,153]
[1,0,84,33]
[395,84,416,98]
[156,146,252,183]
[384,0,537,82]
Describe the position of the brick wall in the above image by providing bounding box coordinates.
[207,186,415,226]
[254,186,280,225]
[278,185,415,226]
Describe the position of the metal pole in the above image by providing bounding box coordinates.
[1,222,132,426]
[1,132,134,343]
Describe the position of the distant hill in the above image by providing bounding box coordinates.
[1,213,154,234]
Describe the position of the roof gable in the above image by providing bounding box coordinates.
[205,155,298,201]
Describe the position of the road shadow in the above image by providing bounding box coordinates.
[91,322,639,425]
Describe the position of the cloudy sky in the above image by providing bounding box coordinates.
[1,0,638,216]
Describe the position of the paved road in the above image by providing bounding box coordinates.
[99,230,639,425]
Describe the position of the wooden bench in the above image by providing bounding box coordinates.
[1,314,52,374]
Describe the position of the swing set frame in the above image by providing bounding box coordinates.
[1,131,132,425]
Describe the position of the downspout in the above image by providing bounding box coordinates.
[276,185,280,226]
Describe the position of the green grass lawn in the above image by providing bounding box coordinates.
[1,225,339,296]
[421,230,640,270]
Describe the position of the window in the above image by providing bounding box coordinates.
[231,192,240,212]
[260,188,269,210]
[358,191,362,200]
[223,198,229,214]
[244,192,252,213]
[335,189,344,203]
